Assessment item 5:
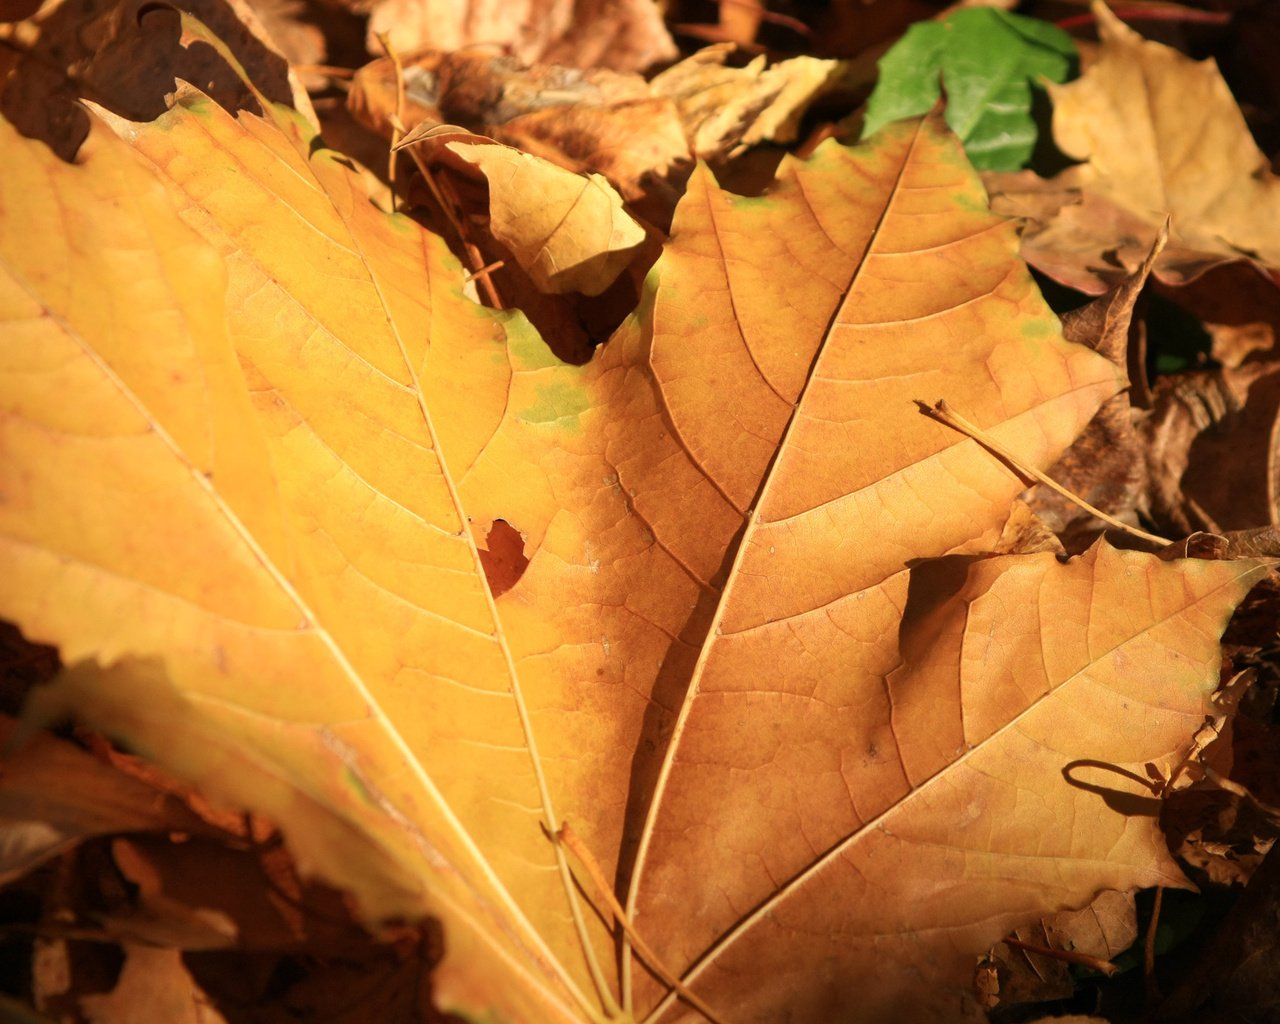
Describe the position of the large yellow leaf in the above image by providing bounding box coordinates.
[0,68,1265,1024]
[0,97,594,1023]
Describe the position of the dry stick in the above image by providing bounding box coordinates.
[465,259,508,283]
[374,31,406,195]
[922,399,1173,546]
[1003,936,1119,977]
[716,0,812,35]
[1201,766,1280,822]
[556,823,727,1024]
[397,142,506,308]
[1144,886,1164,1005]
[291,63,357,79]
[385,100,508,308]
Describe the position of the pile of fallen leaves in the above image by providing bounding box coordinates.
[2,0,1280,1022]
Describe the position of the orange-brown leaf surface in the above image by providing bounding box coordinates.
[0,52,1267,1024]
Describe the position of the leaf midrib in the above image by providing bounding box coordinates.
[622,117,927,998]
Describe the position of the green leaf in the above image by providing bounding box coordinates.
[862,8,1076,170]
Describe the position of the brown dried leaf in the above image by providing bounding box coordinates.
[0,0,313,163]
[1140,360,1280,534]
[78,946,230,1024]
[649,44,843,159]
[349,44,841,215]
[986,2,1280,293]
[365,0,676,73]
[1025,233,1157,548]
[348,50,692,210]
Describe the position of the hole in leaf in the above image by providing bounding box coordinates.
[477,520,529,598]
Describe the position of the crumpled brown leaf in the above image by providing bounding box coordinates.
[1140,359,1280,535]
[648,43,843,159]
[348,44,841,217]
[1024,230,1158,549]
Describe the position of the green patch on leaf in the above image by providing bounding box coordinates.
[518,379,589,428]
[1019,316,1058,338]
[344,766,378,807]
[176,93,214,120]
[862,8,1076,171]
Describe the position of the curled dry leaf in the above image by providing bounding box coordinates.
[1140,360,1280,535]
[0,47,1268,1024]
[348,45,841,217]
[348,49,692,211]
[986,1,1280,293]
[0,717,211,885]
[648,44,843,159]
[1025,229,1157,548]
[398,127,647,296]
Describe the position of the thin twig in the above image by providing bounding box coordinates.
[717,0,811,36]
[556,822,727,1024]
[291,63,357,79]
[1144,886,1164,1005]
[1057,5,1231,31]
[921,399,1173,546]
[1004,936,1119,976]
[374,32,406,197]
[465,259,507,284]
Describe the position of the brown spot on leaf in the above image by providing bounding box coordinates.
[477,519,529,598]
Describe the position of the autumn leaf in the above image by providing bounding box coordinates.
[348,44,840,218]
[648,45,842,159]
[365,0,676,74]
[0,26,1268,1024]
[0,87,594,1022]
[397,126,647,296]
[985,1,1280,292]
[863,6,1075,171]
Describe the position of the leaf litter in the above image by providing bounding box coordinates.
[1,1,1280,1023]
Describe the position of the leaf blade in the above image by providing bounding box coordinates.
[0,97,597,1021]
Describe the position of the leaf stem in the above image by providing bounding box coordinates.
[1055,5,1230,32]
[557,823,725,1024]
[1003,936,1119,976]
[921,399,1172,546]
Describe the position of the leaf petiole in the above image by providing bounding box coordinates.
[922,399,1173,546]
[556,823,726,1024]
